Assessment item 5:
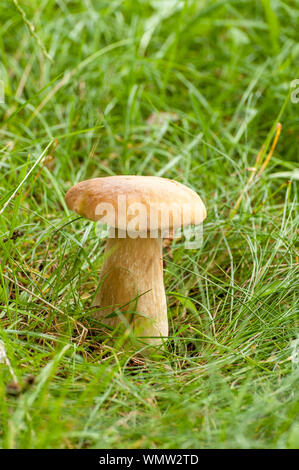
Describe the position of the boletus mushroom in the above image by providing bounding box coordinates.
[65,176,206,346]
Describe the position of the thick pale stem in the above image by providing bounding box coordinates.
[92,234,168,345]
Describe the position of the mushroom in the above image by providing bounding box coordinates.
[65,176,206,346]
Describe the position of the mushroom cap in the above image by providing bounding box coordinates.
[65,175,206,232]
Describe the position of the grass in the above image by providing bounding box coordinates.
[0,0,298,449]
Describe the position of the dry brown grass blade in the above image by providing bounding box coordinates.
[230,122,282,220]
[257,122,282,176]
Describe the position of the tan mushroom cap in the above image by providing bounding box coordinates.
[65,175,206,232]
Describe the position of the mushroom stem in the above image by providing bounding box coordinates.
[92,233,168,345]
